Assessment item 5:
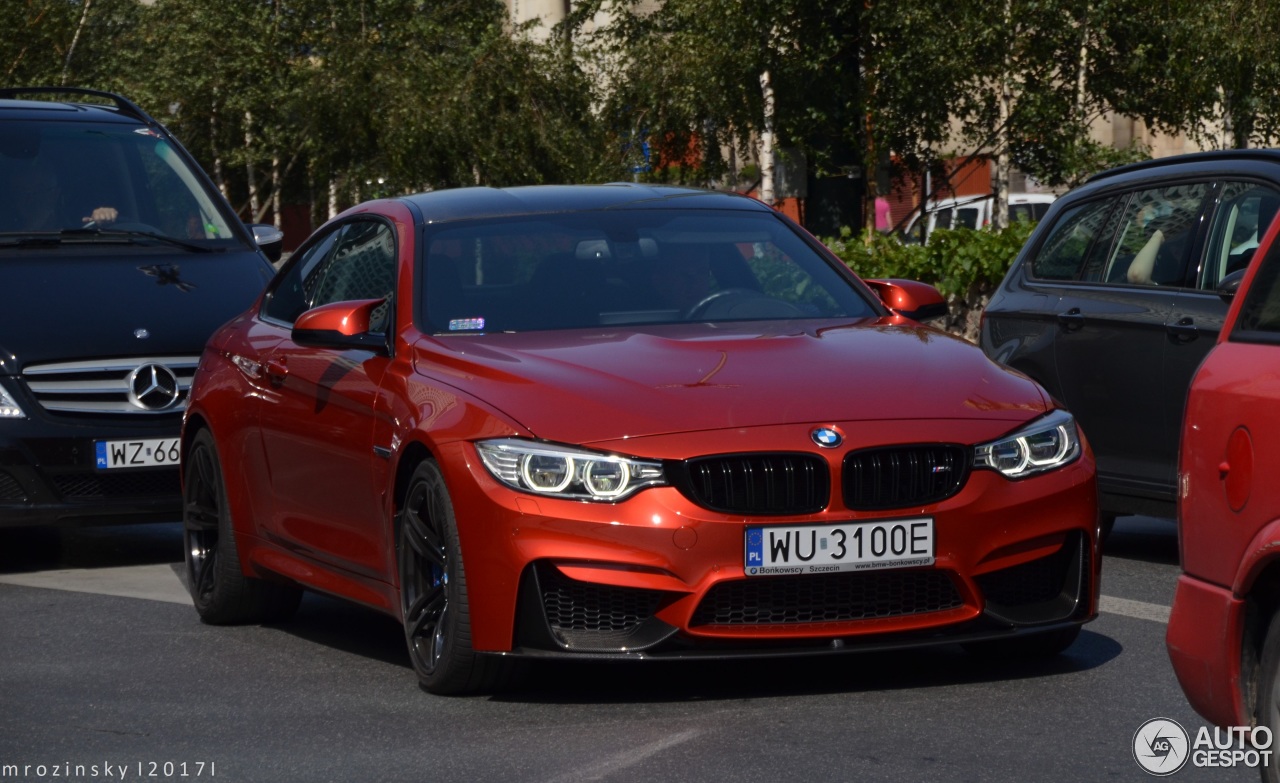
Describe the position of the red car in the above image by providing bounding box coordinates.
[182,185,1099,694]
[1168,210,1280,752]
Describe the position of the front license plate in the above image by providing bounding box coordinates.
[744,518,934,576]
[95,438,181,470]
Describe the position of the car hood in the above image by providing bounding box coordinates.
[415,319,1049,443]
[0,248,272,372]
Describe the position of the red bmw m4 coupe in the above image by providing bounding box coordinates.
[181,184,1099,693]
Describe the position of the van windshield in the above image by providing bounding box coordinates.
[0,122,240,246]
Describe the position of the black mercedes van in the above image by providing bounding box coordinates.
[0,87,282,527]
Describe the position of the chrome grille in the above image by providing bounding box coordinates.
[22,356,200,415]
[677,453,828,515]
[842,445,969,510]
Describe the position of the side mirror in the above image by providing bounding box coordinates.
[250,223,285,263]
[1217,269,1247,304]
[292,299,388,352]
[863,278,948,322]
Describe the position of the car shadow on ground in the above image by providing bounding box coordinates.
[276,591,414,669]
[1103,515,1179,567]
[0,521,183,574]
[277,590,1122,703]
[497,629,1122,705]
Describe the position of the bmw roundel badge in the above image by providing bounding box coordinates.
[811,426,843,449]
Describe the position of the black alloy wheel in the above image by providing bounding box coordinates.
[398,459,521,694]
[183,436,221,608]
[182,428,301,624]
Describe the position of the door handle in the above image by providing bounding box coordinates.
[1167,317,1199,343]
[1056,307,1085,331]
[265,358,288,387]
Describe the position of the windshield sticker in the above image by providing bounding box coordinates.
[449,317,485,331]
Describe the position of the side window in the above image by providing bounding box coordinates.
[955,206,982,230]
[262,225,345,324]
[1200,182,1280,289]
[1235,242,1280,337]
[309,220,397,332]
[1029,198,1119,281]
[1099,184,1209,287]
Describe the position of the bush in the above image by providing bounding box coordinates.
[822,223,1037,341]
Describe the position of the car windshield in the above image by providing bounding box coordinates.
[419,209,878,333]
[0,121,239,246]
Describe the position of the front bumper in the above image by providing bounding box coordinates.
[436,428,1100,657]
[1167,575,1249,727]
[0,415,182,527]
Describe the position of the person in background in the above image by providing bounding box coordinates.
[875,196,892,233]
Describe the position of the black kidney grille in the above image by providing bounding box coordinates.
[681,454,828,515]
[842,445,969,510]
[539,567,664,633]
[691,569,963,626]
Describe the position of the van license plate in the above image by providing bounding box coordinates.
[95,438,181,469]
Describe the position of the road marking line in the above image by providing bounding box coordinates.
[545,728,702,783]
[0,563,192,605]
[1100,595,1170,624]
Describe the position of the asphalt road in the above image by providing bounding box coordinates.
[0,516,1258,783]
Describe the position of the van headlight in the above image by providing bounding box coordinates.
[476,439,666,501]
[974,410,1081,479]
[0,382,25,418]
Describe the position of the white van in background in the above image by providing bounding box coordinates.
[901,192,1056,243]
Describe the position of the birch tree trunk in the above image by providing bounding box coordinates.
[244,111,260,219]
[991,0,1012,231]
[60,0,93,86]
[758,69,776,206]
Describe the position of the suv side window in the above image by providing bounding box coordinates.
[1234,241,1280,338]
[1200,182,1280,289]
[1099,184,1209,287]
[1030,198,1119,280]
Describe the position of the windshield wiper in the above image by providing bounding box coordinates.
[0,232,64,247]
[59,227,216,253]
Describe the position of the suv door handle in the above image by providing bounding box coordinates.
[1167,317,1199,343]
[1056,307,1085,331]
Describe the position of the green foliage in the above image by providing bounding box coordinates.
[823,223,1037,299]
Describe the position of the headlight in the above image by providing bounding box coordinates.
[0,382,25,418]
[476,439,666,501]
[973,410,1080,479]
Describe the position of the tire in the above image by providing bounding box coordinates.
[398,459,521,695]
[962,625,1081,660]
[183,428,301,624]
[1256,611,1280,783]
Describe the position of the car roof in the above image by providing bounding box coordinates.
[924,192,1055,209]
[1087,149,1280,184]
[0,88,156,127]
[397,184,773,223]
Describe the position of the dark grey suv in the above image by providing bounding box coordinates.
[981,150,1280,529]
